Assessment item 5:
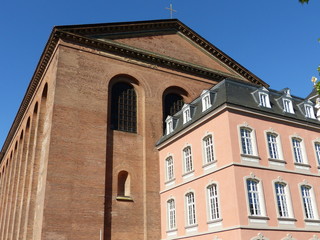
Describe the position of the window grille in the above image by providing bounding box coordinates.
[111,82,137,133]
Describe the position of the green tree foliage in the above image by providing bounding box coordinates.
[299,0,309,3]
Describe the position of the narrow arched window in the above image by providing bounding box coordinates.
[118,171,130,197]
[111,82,137,133]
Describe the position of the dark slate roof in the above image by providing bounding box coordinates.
[157,78,320,146]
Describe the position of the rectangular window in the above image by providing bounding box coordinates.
[203,136,214,164]
[207,184,220,220]
[183,108,191,123]
[167,199,176,230]
[202,94,211,112]
[275,183,289,217]
[166,119,173,135]
[259,92,270,108]
[301,185,314,219]
[283,99,294,113]
[241,128,253,155]
[183,147,193,173]
[315,142,320,165]
[247,179,261,216]
[292,138,303,163]
[166,157,174,181]
[186,192,196,225]
[305,105,315,118]
[267,133,279,159]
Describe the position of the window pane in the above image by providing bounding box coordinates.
[267,133,279,159]
[292,138,303,163]
[186,193,196,225]
[247,179,261,216]
[204,136,214,164]
[241,128,253,155]
[111,82,137,133]
[208,184,219,220]
[301,185,314,219]
[315,143,320,165]
[166,157,174,181]
[275,183,289,217]
[184,147,193,173]
[167,199,176,229]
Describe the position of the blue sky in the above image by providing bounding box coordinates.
[0,0,319,148]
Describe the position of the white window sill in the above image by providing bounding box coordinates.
[202,160,217,170]
[185,224,198,233]
[182,170,194,179]
[248,215,269,224]
[207,218,222,228]
[165,178,175,187]
[166,228,178,236]
[241,154,260,163]
[278,217,296,225]
[294,162,311,170]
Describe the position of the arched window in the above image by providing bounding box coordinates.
[117,171,130,197]
[111,82,137,133]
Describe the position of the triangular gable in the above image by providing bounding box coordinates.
[54,19,268,87]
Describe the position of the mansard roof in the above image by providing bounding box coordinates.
[157,78,320,146]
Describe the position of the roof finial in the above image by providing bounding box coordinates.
[165,4,177,19]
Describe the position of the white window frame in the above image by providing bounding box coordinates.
[167,198,176,230]
[300,184,319,220]
[290,136,308,166]
[258,92,271,108]
[305,104,316,119]
[182,106,191,124]
[273,181,294,219]
[166,116,174,135]
[283,98,294,114]
[201,90,212,112]
[165,156,174,181]
[203,134,215,165]
[183,146,193,173]
[245,176,267,217]
[313,140,320,167]
[265,131,283,160]
[238,125,258,157]
[207,183,220,221]
[185,192,197,226]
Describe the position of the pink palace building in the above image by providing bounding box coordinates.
[157,78,320,240]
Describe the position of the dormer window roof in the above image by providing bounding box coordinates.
[278,88,294,114]
[201,90,213,112]
[251,87,271,108]
[298,99,316,119]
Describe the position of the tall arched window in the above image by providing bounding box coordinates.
[111,82,137,133]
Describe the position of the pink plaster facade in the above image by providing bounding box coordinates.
[158,105,320,240]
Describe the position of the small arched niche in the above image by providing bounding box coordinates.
[116,170,133,201]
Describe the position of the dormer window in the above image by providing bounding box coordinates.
[259,92,271,108]
[183,107,191,124]
[252,86,271,108]
[283,98,294,114]
[165,116,174,135]
[304,104,316,119]
[201,90,212,112]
